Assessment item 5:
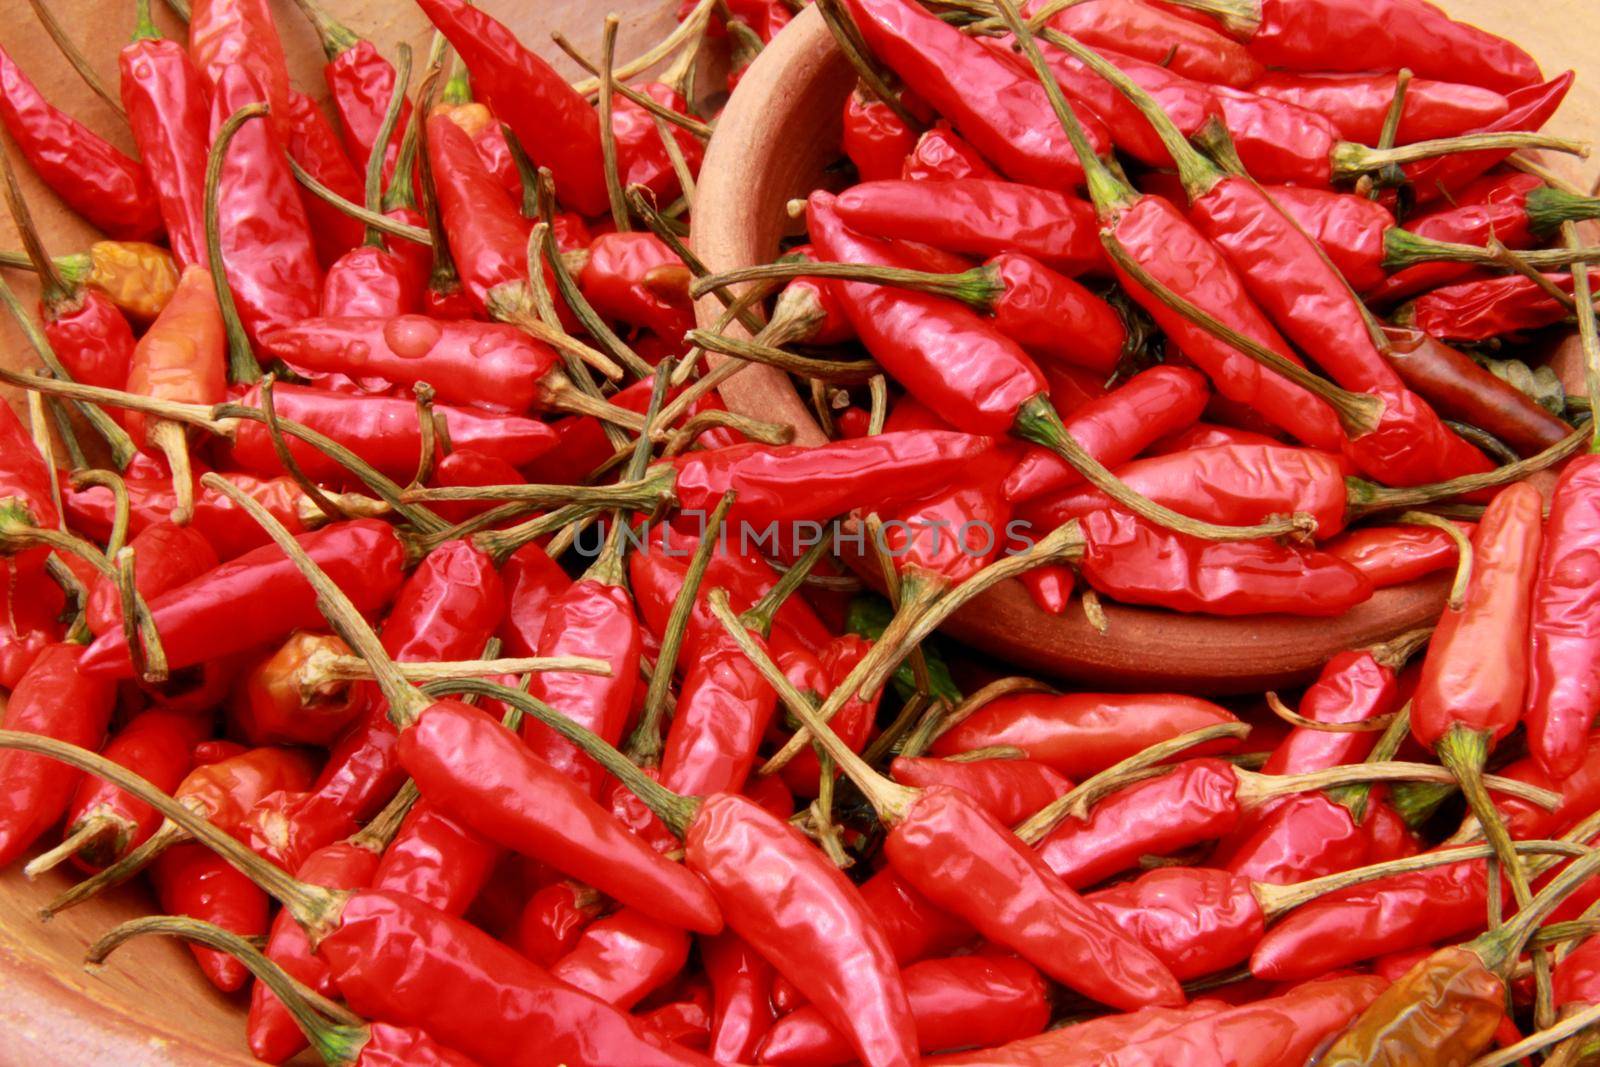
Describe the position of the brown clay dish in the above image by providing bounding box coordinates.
[694,0,1600,695]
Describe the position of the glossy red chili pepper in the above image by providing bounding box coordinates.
[613,81,704,204]
[417,0,606,215]
[1018,561,1074,615]
[1075,507,1374,616]
[964,252,1125,373]
[208,65,322,347]
[1381,325,1573,457]
[1526,454,1600,781]
[576,232,694,341]
[283,89,366,268]
[703,932,775,1062]
[0,645,117,868]
[152,842,270,992]
[1325,522,1467,588]
[1033,0,1261,86]
[760,956,1049,1064]
[121,18,211,267]
[227,631,357,747]
[1003,367,1209,503]
[294,1,408,186]
[833,179,1100,274]
[1555,934,1600,1010]
[549,908,691,1010]
[1403,270,1577,342]
[1253,71,1508,145]
[371,800,500,918]
[779,636,882,799]
[514,880,603,966]
[262,317,559,414]
[1249,183,1393,294]
[844,0,1110,190]
[891,756,1070,826]
[189,0,293,136]
[1492,737,1600,842]
[683,792,916,1064]
[78,519,406,680]
[0,559,63,688]
[1401,72,1575,206]
[660,626,778,800]
[34,275,137,395]
[608,764,681,856]
[85,522,217,637]
[842,89,918,182]
[223,382,559,483]
[1209,0,1541,93]
[429,94,520,203]
[498,543,572,658]
[1209,790,1376,887]
[902,124,997,182]
[0,47,162,240]
[1413,482,1543,751]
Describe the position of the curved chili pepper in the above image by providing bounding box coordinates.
[85,522,217,637]
[890,756,1071,827]
[759,956,1050,1064]
[32,274,137,395]
[152,842,270,992]
[1526,454,1600,781]
[660,625,778,799]
[283,89,366,268]
[430,88,522,202]
[1403,270,1577,342]
[223,382,560,482]
[208,65,322,346]
[0,46,162,241]
[261,317,560,415]
[1325,522,1466,588]
[417,0,606,216]
[1210,790,1376,887]
[1003,366,1209,503]
[292,0,408,186]
[902,124,996,182]
[575,232,694,341]
[833,179,1100,273]
[1381,325,1572,458]
[0,644,117,868]
[843,0,1110,190]
[1253,71,1508,145]
[120,15,210,267]
[78,519,406,680]
[843,88,918,183]
[1033,0,1262,87]
[962,252,1125,373]
[515,880,603,966]
[550,908,691,1010]
[370,800,500,917]
[932,691,1238,779]
[1252,183,1394,293]
[703,932,775,1063]
[1075,507,1374,616]
[1017,563,1073,615]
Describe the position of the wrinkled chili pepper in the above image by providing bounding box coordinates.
[283,89,367,268]
[890,755,1071,826]
[1032,0,1262,87]
[0,46,163,241]
[842,88,919,183]
[703,932,775,1062]
[417,0,607,216]
[189,0,294,137]
[574,231,695,341]
[1252,71,1509,146]
[1402,270,1578,342]
[550,908,691,1010]
[902,123,997,182]
[514,880,603,966]
[1400,73,1576,206]
[228,631,361,747]
[291,0,408,185]
[1325,522,1468,588]
[153,841,271,992]
[85,522,217,637]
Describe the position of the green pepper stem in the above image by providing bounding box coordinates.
[1382,227,1600,271]
[691,260,1006,309]
[1334,132,1590,181]
[205,104,268,384]
[815,0,923,130]
[131,0,161,40]
[1438,724,1536,927]
[1235,757,1560,810]
[1527,186,1600,234]
[684,329,881,384]
[362,44,411,247]
[742,532,833,638]
[1327,702,1413,822]
[1347,428,1588,515]
[1142,0,1260,36]
[288,158,433,245]
[87,916,369,1065]
[199,473,433,726]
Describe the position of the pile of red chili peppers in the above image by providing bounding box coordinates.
[4,0,1600,1062]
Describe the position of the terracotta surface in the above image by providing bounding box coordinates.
[0,1,679,1063]
[695,0,1600,694]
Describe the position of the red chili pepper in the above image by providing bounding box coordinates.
[1252,71,1508,145]
[1255,184,1394,293]
[223,382,559,483]
[902,124,997,182]
[370,800,501,917]
[833,179,1100,274]
[779,636,883,799]
[417,0,606,216]
[292,0,408,186]
[514,880,603,966]
[1403,271,1577,342]
[208,66,323,347]
[613,81,704,204]
[575,231,695,341]
[227,631,357,747]
[549,908,691,1010]
[890,756,1071,827]
[261,317,560,415]
[1380,325,1573,458]
[931,690,1238,779]
[497,542,573,657]
[660,625,778,800]
[283,89,366,268]
[1032,0,1262,87]
[844,0,1111,190]
[78,519,406,680]
[321,243,421,319]
[121,13,211,267]
[1003,367,1209,503]
[842,88,919,182]
[151,842,270,992]
[0,559,63,688]
[1401,72,1575,206]
[0,47,163,241]
[1526,455,1600,781]
[0,644,117,868]
[188,0,294,138]
[1075,507,1374,615]
[85,522,217,637]
[703,932,775,1062]
[1325,522,1467,588]
[759,956,1050,1064]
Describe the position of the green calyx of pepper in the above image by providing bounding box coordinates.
[1381,226,1600,271]
[1526,186,1600,234]
[1344,426,1589,519]
[1331,131,1590,183]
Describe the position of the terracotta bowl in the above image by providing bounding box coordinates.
[695,0,1600,695]
[0,1,682,1061]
